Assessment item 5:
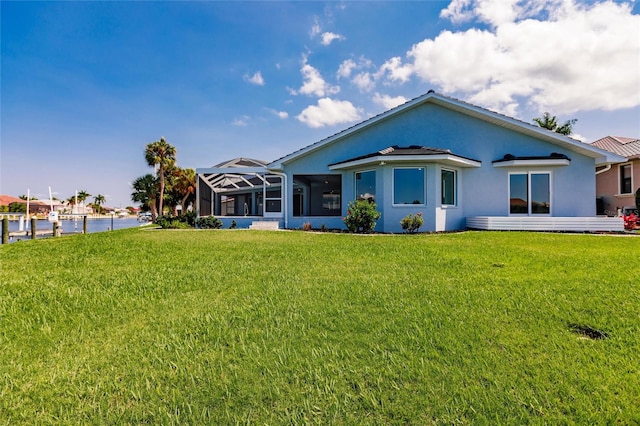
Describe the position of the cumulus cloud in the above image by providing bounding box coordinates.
[395,0,640,115]
[337,59,357,79]
[321,32,346,46]
[297,98,362,128]
[373,93,409,109]
[243,71,265,86]
[293,57,340,97]
[379,57,413,83]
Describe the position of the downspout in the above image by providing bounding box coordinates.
[195,174,200,228]
[269,171,288,229]
[596,164,611,175]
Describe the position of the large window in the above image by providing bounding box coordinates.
[293,175,342,216]
[509,172,550,215]
[355,170,376,202]
[620,164,632,194]
[394,167,425,205]
[441,169,456,206]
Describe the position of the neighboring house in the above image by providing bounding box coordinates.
[590,136,640,215]
[0,195,64,214]
[196,91,625,232]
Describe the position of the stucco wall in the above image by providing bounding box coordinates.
[596,159,639,214]
[281,102,599,232]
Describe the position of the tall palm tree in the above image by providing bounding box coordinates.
[145,137,176,219]
[131,174,159,219]
[533,112,577,136]
[93,194,106,214]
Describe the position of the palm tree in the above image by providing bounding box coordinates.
[533,112,577,136]
[93,194,106,215]
[173,167,197,214]
[76,190,91,213]
[131,174,159,219]
[145,137,176,219]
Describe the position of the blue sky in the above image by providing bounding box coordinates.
[2,0,639,208]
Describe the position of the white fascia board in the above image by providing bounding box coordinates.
[329,154,481,170]
[493,159,571,168]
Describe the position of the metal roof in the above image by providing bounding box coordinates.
[590,136,640,159]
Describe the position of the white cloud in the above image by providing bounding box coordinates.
[244,71,265,86]
[321,32,345,46]
[296,98,362,128]
[379,57,413,83]
[294,57,340,97]
[352,72,375,92]
[401,0,640,115]
[337,59,357,79]
[310,17,322,38]
[232,116,250,127]
[373,93,409,110]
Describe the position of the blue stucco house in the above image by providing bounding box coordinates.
[196,91,625,232]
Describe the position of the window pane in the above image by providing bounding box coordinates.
[531,173,550,214]
[265,200,281,212]
[356,170,376,202]
[510,174,528,214]
[441,169,456,205]
[394,168,425,204]
[621,164,632,194]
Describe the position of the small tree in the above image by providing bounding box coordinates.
[343,200,381,233]
[533,112,577,136]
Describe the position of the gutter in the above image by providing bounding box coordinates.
[595,164,611,175]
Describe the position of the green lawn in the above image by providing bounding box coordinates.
[1,229,638,424]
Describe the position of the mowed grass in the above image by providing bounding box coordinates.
[1,228,638,424]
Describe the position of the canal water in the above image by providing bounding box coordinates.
[6,217,147,242]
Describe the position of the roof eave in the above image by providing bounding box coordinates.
[329,154,482,170]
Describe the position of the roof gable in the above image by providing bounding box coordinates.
[269,91,625,168]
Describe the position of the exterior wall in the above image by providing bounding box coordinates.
[281,102,599,232]
[596,159,639,215]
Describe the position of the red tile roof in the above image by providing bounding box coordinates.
[590,136,640,159]
[0,195,26,206]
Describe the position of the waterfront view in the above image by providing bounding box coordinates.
[6,217,144,242]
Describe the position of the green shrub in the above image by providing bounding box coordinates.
[400,212,424,233]
[195,215,223,229]
[230,220,237,229]
[156,215,192,229]
[343,200,381,233]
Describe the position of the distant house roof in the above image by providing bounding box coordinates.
[0,195,25,206]
[328,145,482,169]
[269,90,625,168]
[590,136,640,160]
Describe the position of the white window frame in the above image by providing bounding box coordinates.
[441,167,458,207]
[392,167,426,206]
[508,171,552,216]
[619,163,633,195]
[355,169,376,202]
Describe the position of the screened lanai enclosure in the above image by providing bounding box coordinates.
[196,158,283,219]
[196,157,347,229]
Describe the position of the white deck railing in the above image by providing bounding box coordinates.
[466,216,624,232]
